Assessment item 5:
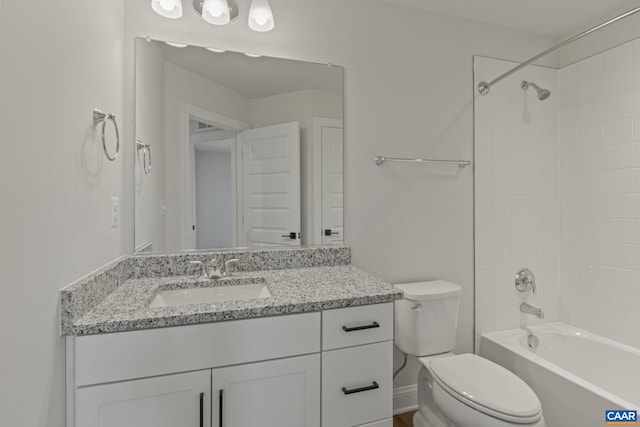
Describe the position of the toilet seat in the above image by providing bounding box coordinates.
[423,354,542,424]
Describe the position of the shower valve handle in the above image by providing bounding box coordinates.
[515,268,536,294]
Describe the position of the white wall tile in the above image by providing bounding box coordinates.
[604,93,634,121]
[477,47,640,348]
[603,43,633,72]
[604,169,634,193]
[604,118,633,145]
[604,143,633,169]
[604,67,633,97]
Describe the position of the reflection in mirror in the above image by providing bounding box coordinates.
[134,38,344,253]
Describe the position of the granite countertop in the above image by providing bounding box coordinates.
[67,265,402,335]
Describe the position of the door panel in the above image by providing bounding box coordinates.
[212,354,320,427]
[239,122,301,247]
[75,370,211,427]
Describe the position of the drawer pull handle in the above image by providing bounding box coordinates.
[342,322,380,332]
[199,392,204,427]
[219,389,224,427]
[342,381,380,395]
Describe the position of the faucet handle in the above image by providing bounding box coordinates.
[190,260,208,277]
[515,268,536,294]
[222,259,239,276]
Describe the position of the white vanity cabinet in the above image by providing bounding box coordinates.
[66,303,394,427]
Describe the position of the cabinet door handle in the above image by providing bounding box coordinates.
[219,389,224,427]
[199,392,204,427]
[342,321,380,332]
[342,381,379,395]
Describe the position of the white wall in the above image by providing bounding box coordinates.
[473,57,560,348]
[251,89,343,244]
[135,38,166,252]
[124,0,554,400]
[0,0,124,426]
[558,40,640,348]
[195,149,233,249]
[163,61,250,250]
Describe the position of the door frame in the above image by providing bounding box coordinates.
[311,117,343,245]
[181,103,249,249]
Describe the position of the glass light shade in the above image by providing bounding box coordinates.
[206,47,227,53]
[248,0,274,32]
[202,0,231,26]
[165,42,188,48]
[150,0,183,19]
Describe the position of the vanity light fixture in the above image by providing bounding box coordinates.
[206,47,227,53]
[248,0,275,32]
[151,0,183,19]
[244,52,262,58]
[155,0,275,32]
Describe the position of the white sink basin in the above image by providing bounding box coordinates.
[149,282,271,308]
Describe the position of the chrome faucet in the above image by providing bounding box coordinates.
[520,302,544,319]
[190,258,239,279]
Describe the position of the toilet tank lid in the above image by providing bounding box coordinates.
[393,280,462,301]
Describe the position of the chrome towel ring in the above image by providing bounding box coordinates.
[136,140,152,175]
[93,108,120,161]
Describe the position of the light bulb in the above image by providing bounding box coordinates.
[202,0,230,25]
[158,0,175,11]
[253,10,268,25]
[151,0,183,19]
[165,42,188,48]
[248,0,274,32]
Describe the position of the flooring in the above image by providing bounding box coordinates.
[393,410,416,427]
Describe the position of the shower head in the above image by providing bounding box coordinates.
[521,80,551,101]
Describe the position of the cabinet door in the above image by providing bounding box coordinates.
[75,370,210,427]
[212,354,320,427]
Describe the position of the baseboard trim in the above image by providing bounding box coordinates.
[393,384,418,415]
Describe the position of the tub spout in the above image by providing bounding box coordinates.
[520,302,544,319]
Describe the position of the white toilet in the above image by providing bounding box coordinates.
[394,281,546,427]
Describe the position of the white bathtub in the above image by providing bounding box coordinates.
[481,322,640,427]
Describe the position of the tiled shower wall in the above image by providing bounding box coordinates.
[475,39,640,350]
[558,40,640,348]
[474,57,560,346]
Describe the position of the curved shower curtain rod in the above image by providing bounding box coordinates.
[478,4,640,95]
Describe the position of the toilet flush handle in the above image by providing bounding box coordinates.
[412,303,423,312]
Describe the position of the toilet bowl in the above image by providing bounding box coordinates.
[393,281,546,427]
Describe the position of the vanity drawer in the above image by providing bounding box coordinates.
[322,341,393,427]
[322,303,392,350]
[73,312,320,386]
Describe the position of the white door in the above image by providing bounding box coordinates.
[239,122,301,247]
[212,354,320,427]
[75,370,211,427]
[320,122,344,244]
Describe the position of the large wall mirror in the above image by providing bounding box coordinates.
[134,38,344,253]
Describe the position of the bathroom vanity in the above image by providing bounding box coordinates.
[61,247,401,427]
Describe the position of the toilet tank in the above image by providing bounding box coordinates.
[393,280,462,357]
